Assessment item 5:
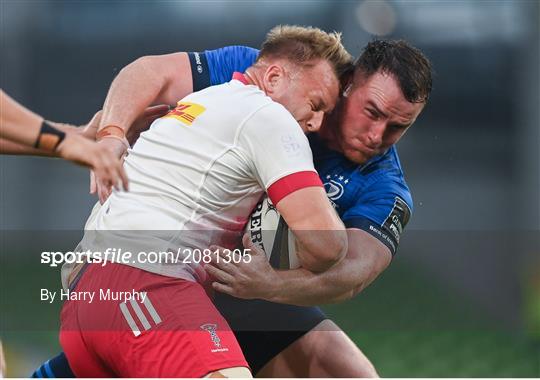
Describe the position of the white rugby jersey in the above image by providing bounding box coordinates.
[78,73,322,282]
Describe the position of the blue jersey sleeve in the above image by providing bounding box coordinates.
[341,176,413,256]
[188,46,259,91]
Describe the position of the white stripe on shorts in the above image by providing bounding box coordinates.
[130,299,151,331]
[119,302,141,337]
[143,296,162,325]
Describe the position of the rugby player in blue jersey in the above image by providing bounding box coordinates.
[34,39,432,378]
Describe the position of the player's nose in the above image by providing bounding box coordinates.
[367,121,385,147]
[306,111,324,132]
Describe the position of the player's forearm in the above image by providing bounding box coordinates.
[294,228,348,272]
[0,91,78,155]
[267,258,364,306]
[99,53,194,135]
[265,230,391,306]
[0,120,80,156]
[99,56,169,133]
[0,137,54,156]
[47,122,79,134]
[0,90,43,146]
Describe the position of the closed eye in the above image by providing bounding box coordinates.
[389,123,409,130]
[366,108,379,119]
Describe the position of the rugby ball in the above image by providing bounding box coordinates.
[245,196,300,269]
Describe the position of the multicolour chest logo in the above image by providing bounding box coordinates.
[164,102,206,125]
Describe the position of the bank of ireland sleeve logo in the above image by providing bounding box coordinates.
[382,196,411,244]
[164,102,206,126]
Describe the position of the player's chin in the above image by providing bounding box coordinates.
[344,148,370,164]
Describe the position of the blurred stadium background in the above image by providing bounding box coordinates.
[1,0,539,377]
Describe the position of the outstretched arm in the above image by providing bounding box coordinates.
[207,228,391,306]
[0,91,128,190]
[0,91,96,155]
[1,89,50,148]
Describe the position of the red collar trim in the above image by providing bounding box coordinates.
[232,72,249,85]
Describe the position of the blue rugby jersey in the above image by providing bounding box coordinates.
[188,46,412,255]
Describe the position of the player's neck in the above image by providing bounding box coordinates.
[244,69,264,90]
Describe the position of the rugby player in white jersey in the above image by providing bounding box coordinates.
[59,26,352,378]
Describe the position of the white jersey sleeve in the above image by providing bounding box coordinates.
[238,102,322,205]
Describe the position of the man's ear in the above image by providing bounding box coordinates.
[262,64,285,96]
[341,72,354,97]
[343,83,352,97]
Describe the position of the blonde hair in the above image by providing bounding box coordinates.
[258,25,353,80]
